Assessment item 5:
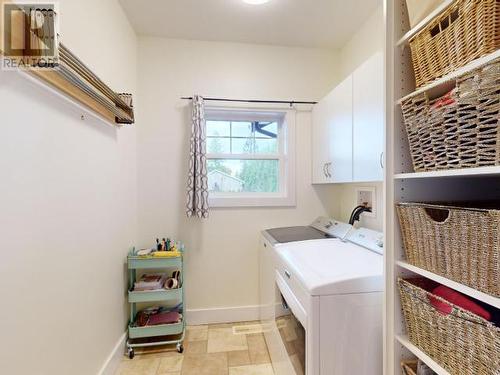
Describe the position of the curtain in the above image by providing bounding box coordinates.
[186,95,209,218]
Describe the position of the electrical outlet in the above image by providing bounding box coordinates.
[355,187,376,218]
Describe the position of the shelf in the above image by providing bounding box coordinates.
[394,166,500,180]
[396,0,454,46]
[128,320,184,339]
[397,49,500,104]
[396,335,450,375]
[396,261,500,309]
[128,255,182,269]
[128,287,183,303]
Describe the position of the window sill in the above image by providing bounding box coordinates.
[209,194,296,208]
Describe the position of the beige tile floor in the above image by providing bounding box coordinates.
[116,321,275,375]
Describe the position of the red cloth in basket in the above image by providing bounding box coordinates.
[430,285,491,321]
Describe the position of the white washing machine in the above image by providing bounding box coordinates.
[259,218,383,375]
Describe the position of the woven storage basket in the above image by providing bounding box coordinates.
[397,202,500,297]
[401,58,500,172]
[401,360,418,375]
[408,0,499,87]
[398,278,500,375]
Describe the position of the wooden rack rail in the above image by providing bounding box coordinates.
[0,2,134,126]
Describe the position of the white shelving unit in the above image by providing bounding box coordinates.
[385,1,500,375]
[394,166,500,180]
[395,336,450,375]
[396,261,500,309]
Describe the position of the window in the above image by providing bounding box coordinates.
[205,108,295,207]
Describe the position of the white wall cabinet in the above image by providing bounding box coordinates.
[312,52,383,184]
[312,89,336,183]
[329,75,353,183]
[312,75,353,183]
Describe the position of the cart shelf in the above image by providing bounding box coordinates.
[128,255,182,269]
[128,320,184,339]
[128,287,183,303]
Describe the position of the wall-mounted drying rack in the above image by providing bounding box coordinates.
[0,4,134,126]
[31,43,134,125]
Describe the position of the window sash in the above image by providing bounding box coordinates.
[206,114,285,193]
[207,133,283,157]
[204,107,295,207]
[206,119,282,155]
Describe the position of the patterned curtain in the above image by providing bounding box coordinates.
[186,95,209,218]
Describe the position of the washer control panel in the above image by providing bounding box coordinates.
[310,217,353,240]
[346,227,384,255]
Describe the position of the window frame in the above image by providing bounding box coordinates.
[205,106,296,208]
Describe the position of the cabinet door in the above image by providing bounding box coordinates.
[352,52,384,182]
[329,75,353,183]
[312,90,335,184]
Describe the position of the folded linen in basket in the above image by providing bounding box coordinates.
[148,311,181,326]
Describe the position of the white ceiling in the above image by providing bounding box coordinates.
[119,0,381,49]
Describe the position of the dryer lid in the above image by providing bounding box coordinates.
[264,226,330,244]
[276,238,383,296]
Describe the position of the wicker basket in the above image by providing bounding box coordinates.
[401,360,418,375]
[397,202,500,297]
[398,278,500,375]
[401,59,500,172]
[408,0,499,87]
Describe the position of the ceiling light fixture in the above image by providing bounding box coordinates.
[242,0,271,5]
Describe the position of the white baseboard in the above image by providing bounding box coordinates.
[186,305,260,326]
[97,332,126,375]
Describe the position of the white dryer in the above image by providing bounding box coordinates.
[259,218,383,375]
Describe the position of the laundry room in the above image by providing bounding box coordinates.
[1,0,499,374]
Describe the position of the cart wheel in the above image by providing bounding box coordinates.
[176,343,184,353]
[128,348,135,359]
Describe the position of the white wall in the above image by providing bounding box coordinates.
[339,5,384,80]
[136,38,339,314]
[0,1,137,374]
[333,5,384,231]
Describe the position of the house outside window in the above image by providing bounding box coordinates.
[205,107,296,207]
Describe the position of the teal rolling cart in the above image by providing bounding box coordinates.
[126,250,185,359]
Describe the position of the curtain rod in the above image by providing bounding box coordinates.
[181,97,317,105]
